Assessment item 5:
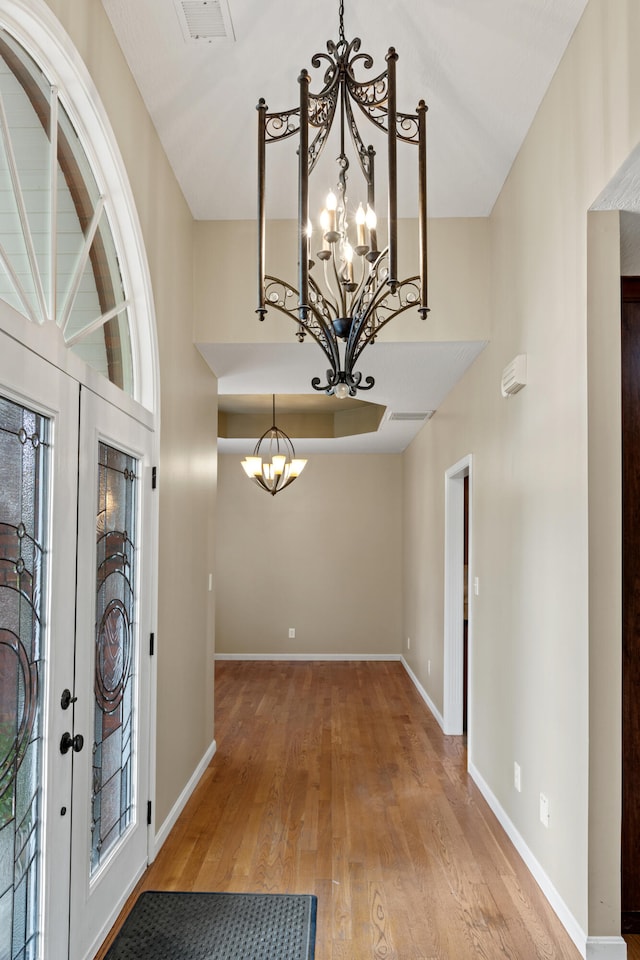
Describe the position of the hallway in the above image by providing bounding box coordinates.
[97,660,583,959]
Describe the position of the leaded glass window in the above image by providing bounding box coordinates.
[0,395,49,960]
[91,442,137,874]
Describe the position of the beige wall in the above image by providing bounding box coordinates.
[45,0,218,826]
[404,0,640,941]
[216,454,402,656]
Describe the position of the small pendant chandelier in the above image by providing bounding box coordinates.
[256,0,429,398]
[240,396,308,495]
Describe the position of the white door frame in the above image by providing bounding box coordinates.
[443,455,473,745]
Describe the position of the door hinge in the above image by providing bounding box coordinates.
[147,801,152,826]
[151,466,157,489]
[150,632,155,656]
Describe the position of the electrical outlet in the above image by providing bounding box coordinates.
[514,762,521,792]
[407,637,411,650]
[539,793,549,827]
[288,627,295,639]
[473,576,480,596]
[428,659,431,676]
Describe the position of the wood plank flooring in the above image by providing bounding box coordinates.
[96,660,611,959]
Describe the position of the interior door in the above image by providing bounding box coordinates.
[68,385,153,960]
[0,330,79,959]
[622,276,640,932]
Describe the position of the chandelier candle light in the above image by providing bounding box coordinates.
[241,395,307,495]
[256,0,429,398]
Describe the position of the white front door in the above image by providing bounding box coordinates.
[0,331,79,960]
[0,331,153,960]
[68,386,153,960]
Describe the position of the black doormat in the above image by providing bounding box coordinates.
[104,891,317,960]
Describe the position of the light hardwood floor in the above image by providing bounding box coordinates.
[96,660,627,959]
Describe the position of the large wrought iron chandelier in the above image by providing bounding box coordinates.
[240,396,307,495]
[256,0,429,398]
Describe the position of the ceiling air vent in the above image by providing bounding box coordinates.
[174,0,235,42]
[388,411,435,422]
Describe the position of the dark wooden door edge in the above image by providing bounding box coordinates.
[622,912,640,934]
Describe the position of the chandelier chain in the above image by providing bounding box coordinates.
[338,0,346,45]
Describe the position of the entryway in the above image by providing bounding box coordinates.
[0,5,160,953]
[443,455,472,740]
[621,276,640,934]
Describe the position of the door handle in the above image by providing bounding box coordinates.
[60,688,77,710]
[60,732,84,755]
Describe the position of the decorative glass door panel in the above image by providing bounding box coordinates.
[0,330,79,960]
[92,443,137,874]
[0,397,48,960]
[69,388,152,960]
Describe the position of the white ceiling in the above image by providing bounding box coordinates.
[200,339,487,453]
[101,0,588,451]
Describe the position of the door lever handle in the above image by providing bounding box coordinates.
[60,688,77,710]
[60,732,84,755]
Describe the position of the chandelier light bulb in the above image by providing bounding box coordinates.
[343,241,354,282]
[365,204,377,230]
[355,203,367,251]
[325,190,337,234]
[319,208,331,253]
[272,454,286,475]
[356,203,367,247]
[240,456,262,477]
[334,382,350,399]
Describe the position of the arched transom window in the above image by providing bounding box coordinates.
[0,29,135,394]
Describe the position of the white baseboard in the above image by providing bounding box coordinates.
[586,937,627,958]
[400,655,445,730]
[215,652,402,661]
[468,760,589,957]
[400,662,627,957]
[152,738,217,857]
